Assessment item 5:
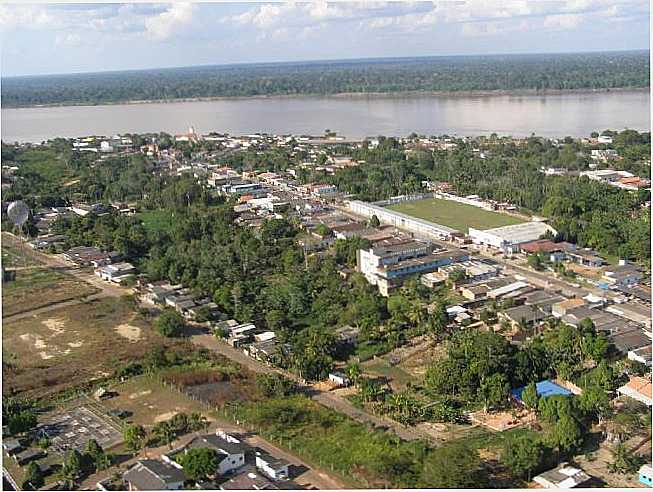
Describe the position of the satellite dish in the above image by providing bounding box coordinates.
[7,200,29,227]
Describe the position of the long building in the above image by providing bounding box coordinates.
[345,200,460,241]
[468,221,557,253]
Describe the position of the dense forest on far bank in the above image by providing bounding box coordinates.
[2,51,649,108]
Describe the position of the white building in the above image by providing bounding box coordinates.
[255,451,290,480]
[468,222,557,253]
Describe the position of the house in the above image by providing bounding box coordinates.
[606,302,651,328]
[248,339,279,364]
[96,262,136,283]
[523,290,565,314]
[533,464,590,488]
[511,380,572,404]
[335,325,360,346]
[2,438,23,455]
[167,432,246,476]
[602,261,643,287]
[220,466,278,490]
[628,345,652,367]
[551,298,586,318]
[639,464,653,487]
[14,448,45,466]
[328,371,351,387]
[500,305,546,328]
[255,451,290,480]
[617,376,653,407]
[123,460,186,491]
[565,248,604,268]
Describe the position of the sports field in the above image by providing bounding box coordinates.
[387,198,526,233]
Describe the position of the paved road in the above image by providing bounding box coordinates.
[190,331,427,443]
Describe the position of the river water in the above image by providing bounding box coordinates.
[1,90,649,142]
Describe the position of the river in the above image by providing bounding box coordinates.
[1,90,650,142]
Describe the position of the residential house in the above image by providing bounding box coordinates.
[617,376,653,407]
[533,463,590,488]
[551,298,586,318]
[606,302,651,328]
[166,432,246,476]
[255,451,290,480]
[14,448,45,466]
[602,261,643,288]
[628,346,652,367]
[123,460,186,491]
[220,466,277,490]
[328,372,351,387]
[96,262,136,283]
[639,464,653,487]
[500,305,546,329]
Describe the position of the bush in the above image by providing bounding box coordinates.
[155,309,185,337]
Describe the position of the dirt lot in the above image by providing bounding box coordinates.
[1,238,42,268]
[100,376,215,430]
[2,297,161,398]
[2,267,98,317]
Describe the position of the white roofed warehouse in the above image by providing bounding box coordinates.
[468,221,557,253]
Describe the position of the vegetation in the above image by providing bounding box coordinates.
[155,309,185,337]
[388,197,525,232]
[3,51,648,107]
[232,394,488,488]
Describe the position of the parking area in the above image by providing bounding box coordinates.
[39,405,123,454]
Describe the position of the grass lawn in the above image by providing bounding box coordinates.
[387,198,526,233]
[362,358,413,391]
[2,267,98,317]
[137,209,175,234]
[2,297,162,398]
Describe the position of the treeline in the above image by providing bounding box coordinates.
[2,51,649,107]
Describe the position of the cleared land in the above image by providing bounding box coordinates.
[387,198,526,233]
[2,267,99,317]
[2,296,161,398]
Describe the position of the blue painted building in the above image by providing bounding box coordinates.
[511,380,572,403]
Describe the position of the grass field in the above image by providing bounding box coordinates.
[137,209,175,234]
[2,297,162,398]
[2,267,99,317]
[387,198,526,233]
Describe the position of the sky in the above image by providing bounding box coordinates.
[0,1,650,77]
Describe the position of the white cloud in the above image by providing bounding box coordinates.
[55,33,82,47]
[0,5,60,31]
[144,3,195,41]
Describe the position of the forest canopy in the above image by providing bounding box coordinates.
[2,51,649,108]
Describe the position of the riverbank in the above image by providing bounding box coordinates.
[6,86,650,110]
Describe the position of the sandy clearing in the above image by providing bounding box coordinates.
[129,390,152,400]
[115,324,141,342]
[43,318,66,336]
[154,411,178,423]
[68,341,84,348]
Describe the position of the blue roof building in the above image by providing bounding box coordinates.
[511,380,572,403]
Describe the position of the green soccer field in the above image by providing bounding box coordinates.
[387,198,526,233]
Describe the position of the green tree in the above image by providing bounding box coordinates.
[522,382,539,410]
[178,448,219,481]
[155,309,185,337]
[479,373,510,412]
[153,421,176,449]
[123,424,147,455]
[418,443,488,488]
[23,462,44,490]
[608,442,644,474]
[60,449,83,489]
[502,435,545,481]
[369,215,381,227]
